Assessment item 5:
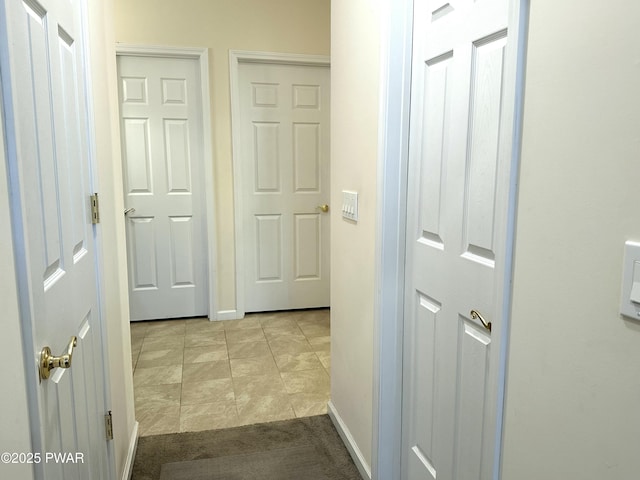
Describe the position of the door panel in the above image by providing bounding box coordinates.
[402,0,519,479]
[237,62,330,312]
[454,318,492,479]
[293,123,321,192]
[1,0,110,478]
[463,33,508,264]
[417,52,451,248]
[118,55,207,321]
[254,122,281,192]
[169,216,196,286]
[164,120,193,192]
[128,217,158,289]
[256,214,283,281]
[294,213,321,279]
[405,293,440,480]
[122,118,153,193]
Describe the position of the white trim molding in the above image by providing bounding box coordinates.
[328,401,372,480]
[372,1,414,479]
[115,44,207,59]
[121,421,138,480]
[114,44,219,320]
[230,50,330,67]
[215,310,242,321]
[228,50,330,318]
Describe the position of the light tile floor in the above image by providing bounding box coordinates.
[130,309,331,436]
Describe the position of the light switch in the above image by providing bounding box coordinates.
[342,190,358,222]
[630,281,640,305]
[620,241,640,319]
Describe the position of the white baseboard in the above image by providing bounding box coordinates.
[327,401,372,480]
[122,421,139,480]
[215,309,243,321]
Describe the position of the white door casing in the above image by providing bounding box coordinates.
[0,0,111,478]
[231,52,330,314]
[117,54,208,321]
[401,1,523,479]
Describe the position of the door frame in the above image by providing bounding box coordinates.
[372,1,530,479]
[115,44,218,320]
[229,50,330,319]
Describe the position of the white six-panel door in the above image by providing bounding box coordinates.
[117,55,207,321]
[402,0,518,479]
[0,0,110,478]
[237,61,330,312]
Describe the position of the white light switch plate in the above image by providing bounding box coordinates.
[620,240,640,319]
[341,190,358,222]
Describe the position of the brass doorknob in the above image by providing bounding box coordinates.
[317,204,329,213]
[39,336,77,381]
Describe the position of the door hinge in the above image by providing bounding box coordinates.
[90,193,100,224]
[105,411,113,441]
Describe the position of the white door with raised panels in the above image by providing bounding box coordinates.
[0,0,111,478]
[117,55,207,321]
[401,0,520,479]
[237,61,330,312]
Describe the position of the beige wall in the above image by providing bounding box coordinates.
[113,0,331,313]
[502,1,640,478]
[330,0,381,471]
[88,0,138,477]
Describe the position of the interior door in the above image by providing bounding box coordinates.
[0,0,111,478]
[237,62,330,312]
[401,0,519,479]
[117,55,208,321]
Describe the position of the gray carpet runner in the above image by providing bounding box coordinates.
[132,414,363,480]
